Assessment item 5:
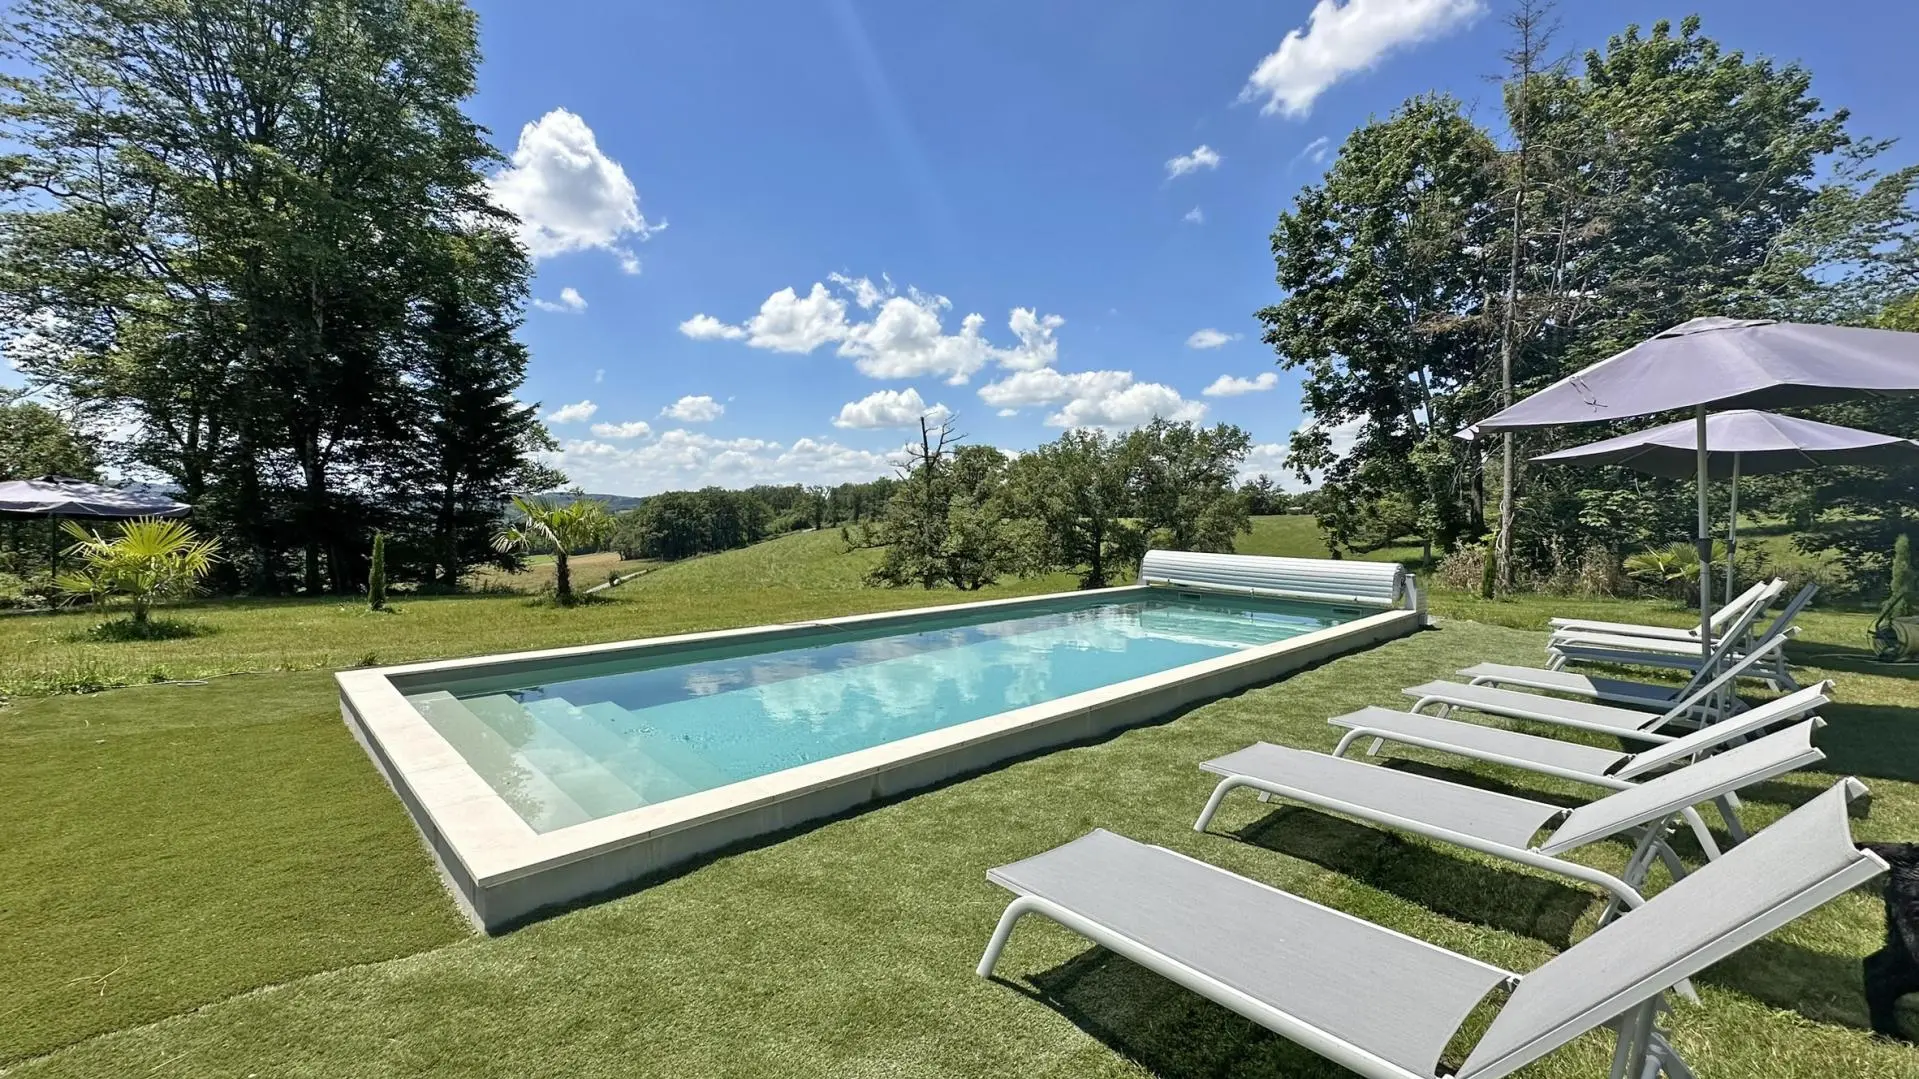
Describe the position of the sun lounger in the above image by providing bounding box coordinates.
[978,779,1883,1079]
[1549,584,1817,692]
[1402,634,1790,744]
[1192,721,1823,915]
[1326,682,1832,842]
[1546,578,1780,644]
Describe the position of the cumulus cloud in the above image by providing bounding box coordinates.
[1240,0,1483,118]
[1203,372,1279,397]
[831,388,953,430]
[541,430,908,495]
[1238,443,1294,483]
[545,399,598,424]
[1185,328,1240,350]
[678,313,747,341]
[589,420,653,439]
[489,108,664,268]
[680,276,1065,385]
[660,394,724,423]
[532,286,587,314]
[1165,144,1222,179]
[1183,206,1205,225]
[977,368,1203,429]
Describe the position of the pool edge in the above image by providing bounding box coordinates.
[338,588,1419,932]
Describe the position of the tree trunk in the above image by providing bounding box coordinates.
[554,550,572,603]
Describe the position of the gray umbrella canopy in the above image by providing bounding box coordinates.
[0,476,190,518]
[1468,316,1919,661]
[1467,317,1919,434]
[1532,410,1919,597]
[1531,409,1919,480]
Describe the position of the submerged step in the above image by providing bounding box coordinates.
[405,691,592,831]
[574,701,734,801]
[463,695,648,821]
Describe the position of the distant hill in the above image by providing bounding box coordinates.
[579,492,647,513]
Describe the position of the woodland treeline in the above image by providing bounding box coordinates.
[1266,11,1919,592]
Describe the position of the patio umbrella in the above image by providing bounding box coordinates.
[0,475,190,518]
[1466,316,1919,661]
[1530,409,1919,598]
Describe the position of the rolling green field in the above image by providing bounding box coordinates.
[3,520,1915,1076]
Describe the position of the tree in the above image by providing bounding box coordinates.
[0,398,98,479]
[1238,475,1292,517]
[1123,419,1253,552]
[492,497,613,605]
[1259,95,1502,564]
[0,0,537,595]
[367,531,388,611]
[56,517,220,626]
[862,418,1022,591]
[1006,428,1141,589]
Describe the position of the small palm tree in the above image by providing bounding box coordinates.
[56,517,221,624]
[492,496,613,604]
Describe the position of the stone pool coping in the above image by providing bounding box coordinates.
[339,584,1421,931]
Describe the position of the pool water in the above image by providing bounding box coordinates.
[405,592,1360,832]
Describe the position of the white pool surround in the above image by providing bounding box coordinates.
[339,582,1421,931]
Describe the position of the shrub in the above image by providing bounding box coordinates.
[367,531,388,611]
[1434,544,1488,592]
[55,517,220,625]
[1575,546,1624,597]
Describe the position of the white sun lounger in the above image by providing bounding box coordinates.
[1401,634,1791,745]
[1547,578,1780,645]
[979,780,1883,1079]
[1325,682,1832,843]
[1549,584,1817,692]
[1192,721,1823,916]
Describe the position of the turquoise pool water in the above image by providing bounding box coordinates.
[405,592,1362,832]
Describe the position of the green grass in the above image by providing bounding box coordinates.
[4,521,1917,1075]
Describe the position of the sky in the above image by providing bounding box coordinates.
[18,2,1919,495]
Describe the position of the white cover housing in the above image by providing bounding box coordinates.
[1139,549,1414,610]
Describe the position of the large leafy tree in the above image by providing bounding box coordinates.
[1006,428,1142,589]
[1258,94,1501,560]
[1122,419,1253,553]
[0,0,537,594]
[0,398,97,479]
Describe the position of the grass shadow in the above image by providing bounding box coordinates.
[1232,806,1595,949]
[64,616,214,643]
[1813,704,1919,785]
[1699,938,1877,1032]
[1002,947,1332,1079]
[1791,640,1919,681]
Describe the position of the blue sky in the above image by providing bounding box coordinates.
[21,2,1919,495]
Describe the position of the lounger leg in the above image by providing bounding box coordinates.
[1331,730,1365,757]
[1677,807,1723,860]
[977,897,1043,977]
[1712,795,1749,845]
[1609,998,1658,1079]
[1645,1030,1696,1079]
[1367,737,1385,756]
[1194,777,1245,833]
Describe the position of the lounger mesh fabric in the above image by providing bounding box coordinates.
[1138,549,1406,607]
[1549,579,1774,640]
[1454,663,1682,706]
[1455,781,1883,1079]
[1614,683,1830,778]
[1326,707,1631,776]
[1201,742,1565,849]
[987,829,1512,1076]
[1537,721,1821,854]
[1402,681,1663,734]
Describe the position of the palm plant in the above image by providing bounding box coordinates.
[56,517,221,624]
[491,496,613,604]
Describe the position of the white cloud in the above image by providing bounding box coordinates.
[532,286,587,314]
[977,367,1203,429]
[996,408,1019,418]
[831,388,953,430]
[680,276,1064,386]
[1183,206,1205,225]
[488,108,664,265]
[545,399,598,424]
[1324,415,1365,456]
[1238,443,1296,484]
[1240,0,1483,118]
[542,430,908,496]
[678,313,747,341]
[1301,135,1333,164]
[746,284,852,353]
[660,394,724,423]
[1165,144,1222,179]
[593,368,605,384]
[589,420,653,439]
[1203,372,1280,397]
[1186,328,1240,350]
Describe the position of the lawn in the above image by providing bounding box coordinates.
[465,550,658,593]
[3,523,1916,1076]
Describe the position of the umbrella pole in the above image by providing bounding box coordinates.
[1726,453,1739,602]
[1695,408,1713,668]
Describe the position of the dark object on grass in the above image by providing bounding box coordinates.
[368,531,388,612]
[1862,841,1919,1040]
[1874,534,1917,660]
[1479,534,1497,600]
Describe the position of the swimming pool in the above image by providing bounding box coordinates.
[339,556,1422,930]
[404,592,1361,834]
